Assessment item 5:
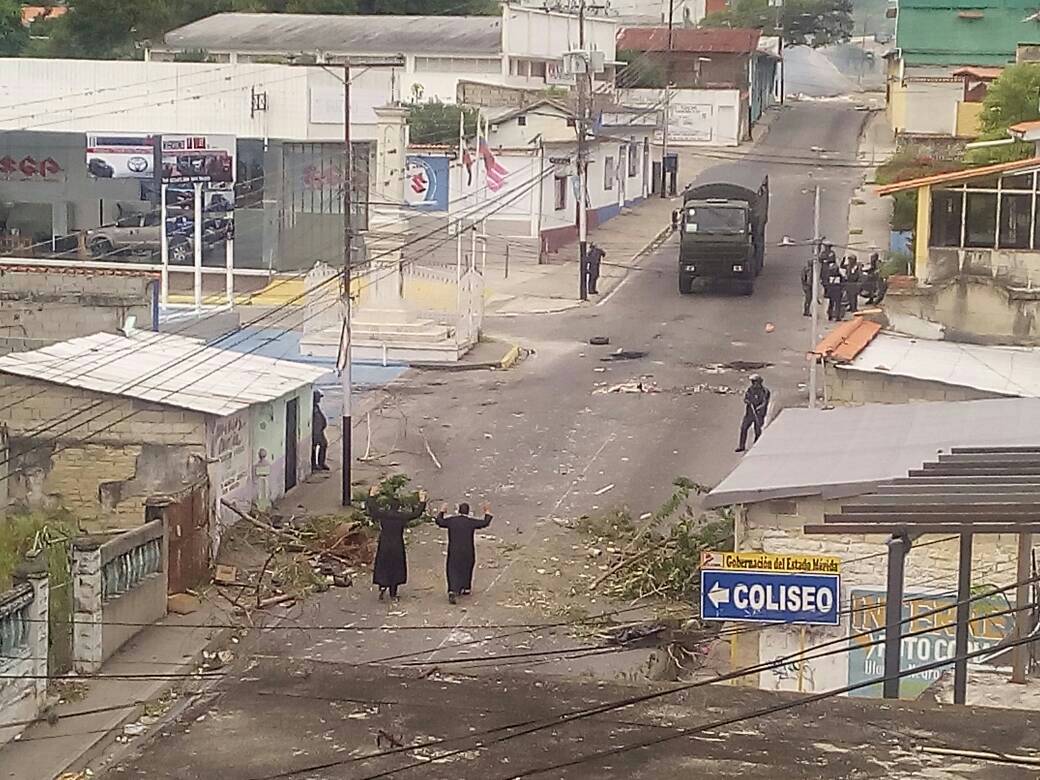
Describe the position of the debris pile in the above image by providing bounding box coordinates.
[581,478,734,602]
[215,500,370,614]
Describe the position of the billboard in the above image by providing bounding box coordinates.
[404,155,449,212]
[86,134,157,179]
[161,134,235,184]
[847,588,1014,700]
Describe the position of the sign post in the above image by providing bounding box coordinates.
[699,551,842,626]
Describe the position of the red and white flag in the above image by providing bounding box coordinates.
[479,139,507,191]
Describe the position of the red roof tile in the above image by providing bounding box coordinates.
[951,66,1003,80]
[812,317,882,363]
[618,27,761,54]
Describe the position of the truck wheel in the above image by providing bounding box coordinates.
[679,276,694,295]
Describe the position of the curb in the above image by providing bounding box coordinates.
[404,340,525,372]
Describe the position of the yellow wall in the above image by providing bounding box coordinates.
[914,184,932,278]
[956,102,984,138]
[888,81,908,133]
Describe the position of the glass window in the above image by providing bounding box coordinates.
[531,61,546,78]
[930,190,963,247]
[684,205,746,234]
[966,175,998,190]
[604,156,614,190]
[964,191,998,247]
[628,143,638,177]
[1003,173,1034,191]
[517,115,527,126]
[999,192,1033,248]
[554,175,567,211]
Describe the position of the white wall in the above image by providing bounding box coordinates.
[899,78,962,136]
[502,6,616,60]
[0,59,396,142]
[621,87,742,147]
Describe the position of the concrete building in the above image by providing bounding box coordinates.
[0,329,326,548]
[704,397,1040,698]
[878,156,1040,343]
[0,58,391,270]
[150,5,618,103]
[813,317,1040,404]
[886,0,1040,138]
[617,27,779,146]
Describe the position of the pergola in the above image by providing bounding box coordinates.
[806,447,1039,703]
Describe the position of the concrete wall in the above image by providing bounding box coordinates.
[886,279,1040,344]
[825,364,1002,405]
[621,88,742,146]
[895,80,961,136]
[731,497,1034,695]
[72,519,168,672]
[0,563,48,750]
[927,246,1040,289]
[0,375,208,526]
[955,101,984,137]
[503,7,616,62]
[0,267,155,355]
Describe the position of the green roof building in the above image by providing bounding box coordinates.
[896,0,1040,66]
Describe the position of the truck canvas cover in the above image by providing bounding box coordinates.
[683,164,769,222]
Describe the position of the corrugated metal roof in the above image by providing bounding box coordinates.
[812,317,882,362]
[876,156,1040,195]
[704,397,1040,507]
[895,0,1040,66]
[840,333,1040,397]
[0,331,327,418]
[618,27,761,54]
[164,12,503,56]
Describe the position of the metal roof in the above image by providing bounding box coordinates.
[618,27,761,54]
[895,0,1040,66]
[838,333,1040,397]
[703,398,1040,508]
[876,156,1040,195]
[163,12,503,56]
[813,317,883,362]
[0,331,327,418]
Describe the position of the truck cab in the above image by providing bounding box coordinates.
[678,166,768,295]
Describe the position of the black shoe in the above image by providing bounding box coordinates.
[448,592,457,604]
[590,289,599,295]
[318,464,331,471]
[735,447,746,453]
[378,588,386,601]
[460,589,471,596]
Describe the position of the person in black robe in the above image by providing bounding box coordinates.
[436,501,493,603]
[368,485,427,601]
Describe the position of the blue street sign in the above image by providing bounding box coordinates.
[699,569,841,626]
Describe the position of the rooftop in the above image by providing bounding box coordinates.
[812,316,882,362]
[821,328,1040,398]
[162,13,503,57]
[617,26,762,54]
[951,66,1004,79]
[703,397,1040,507]
[876,156,1040,195]
[0,330,327,418]
[895,0,1040,66]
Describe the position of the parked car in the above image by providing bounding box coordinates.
[84,214,230,264]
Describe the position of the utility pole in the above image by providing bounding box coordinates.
[775,0,785,105]
[661,0,674,198]
[808,181,821,408]
[577,0,589,300]
[341,60,353,507]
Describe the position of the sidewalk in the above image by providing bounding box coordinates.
[0,603,234,780]
[846,107,897,259]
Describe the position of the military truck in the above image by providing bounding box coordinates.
[677,165,769,295]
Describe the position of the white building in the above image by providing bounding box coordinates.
[150,5,619,103]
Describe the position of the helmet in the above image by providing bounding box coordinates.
[750,374,763,384]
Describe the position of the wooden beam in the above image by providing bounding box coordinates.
[938,453,1040,464]
[825,511,1040,522]
[838,503,1040,514]
[887,475,1040,486]
[1011,532,1034,685]
[952,446,1040,455]
[805,523,1040,534]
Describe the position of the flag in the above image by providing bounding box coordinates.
[459,111,473,187]
[479,140,507,192]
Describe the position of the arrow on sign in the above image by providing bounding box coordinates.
[707,583,730,608]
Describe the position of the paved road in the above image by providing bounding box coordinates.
[98,102,875,778]
[209,100,871,672]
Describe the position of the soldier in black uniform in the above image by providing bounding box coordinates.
[736,374,771,453]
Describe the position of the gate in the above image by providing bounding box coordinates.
[147,481,211,594]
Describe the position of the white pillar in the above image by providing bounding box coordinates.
[193,182,203,314]
[225,237,235,309]
[160,184,169,310]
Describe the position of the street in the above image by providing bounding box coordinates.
[101,101,879,776]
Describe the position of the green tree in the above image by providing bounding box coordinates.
[701,0,853,47]
[407,101,478,145]
[966,63,1040,165]
[0,0,29,56]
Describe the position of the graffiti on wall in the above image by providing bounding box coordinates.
[210,412,249,496]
